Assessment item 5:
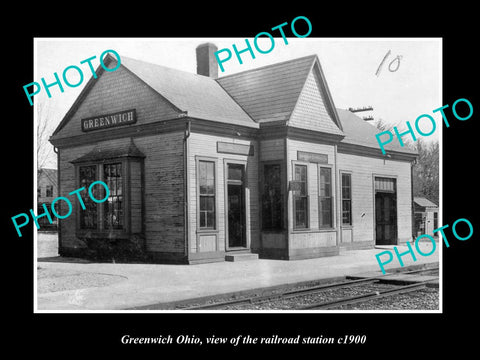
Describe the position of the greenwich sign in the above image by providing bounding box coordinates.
[81,109,136,132]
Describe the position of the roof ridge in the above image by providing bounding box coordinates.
[216,54,317,80]
[120,54,216,81]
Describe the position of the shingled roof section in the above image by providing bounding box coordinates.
[71,139,145,164]
[120,56,257,128]
[336,108,418,155]
[216,55,318,123]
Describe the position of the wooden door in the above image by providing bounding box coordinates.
[375,192,397,245]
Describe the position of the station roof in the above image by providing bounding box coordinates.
[119,56,257,128]
[51,50,417,157]
[336,108,418,155]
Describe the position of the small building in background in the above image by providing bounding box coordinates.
[414,197,438,237]
[37,168,58,230]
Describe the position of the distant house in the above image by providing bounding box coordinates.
[37,168,58,230]
[414,197,438,237]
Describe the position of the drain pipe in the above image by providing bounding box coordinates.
[183,120,191,262]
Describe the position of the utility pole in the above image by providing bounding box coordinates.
[348,106,374,122]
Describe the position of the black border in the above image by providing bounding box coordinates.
[8,6,478,356]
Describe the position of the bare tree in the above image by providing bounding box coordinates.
[413,139,439,205]
[36,100,55,171]
[373,117,439,205]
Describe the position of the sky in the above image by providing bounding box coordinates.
[34,37,442,168]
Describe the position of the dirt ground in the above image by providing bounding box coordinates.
[37,232,126,294]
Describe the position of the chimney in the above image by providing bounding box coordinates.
[196,43,218,79]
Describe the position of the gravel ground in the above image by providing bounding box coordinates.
[185,281,439,311]
[331,287,439,310]
[37,266,126,294]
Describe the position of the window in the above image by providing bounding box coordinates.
[198,160,216,229]
[72,141,144,236]
[78,163,124,231]
[294,164,308,229]
[79,165,98,230]
[104,163,123,230]
[341,173,352,226]
[319,167,333,228]
[262,164,282,230]
[46,185,53,197]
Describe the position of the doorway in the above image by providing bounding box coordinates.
[374,177,397,245]
[226,163,247,249]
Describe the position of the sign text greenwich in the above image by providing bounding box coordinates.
[81,109,136,132]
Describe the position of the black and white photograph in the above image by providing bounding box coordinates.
[33,37,441,313]
[7,9,478,355]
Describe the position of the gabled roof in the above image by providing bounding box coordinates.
[336,108,418,155]
[119,56,257,128]
[217,55,315,123]
[51,54,257,138]
[217,55,342,130]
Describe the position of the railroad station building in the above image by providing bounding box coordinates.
[49,43,417,264]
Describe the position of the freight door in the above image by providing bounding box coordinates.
[374,177,397,245]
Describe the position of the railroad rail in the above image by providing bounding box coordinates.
[180,267,439,310]
[299,279,437,310]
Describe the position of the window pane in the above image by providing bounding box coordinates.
[320,197,332,227]
[206,210,215,228]
[206,196,214,211]
[198,160,216,229]
[342,200,351,225]
[320,168,331,197]
[104,163,123,230]
[341,174,352,225]
[295,197,308,228]
[206,179,215,195]
[296,209,306,228]
[295,197,306,211]
[228,164,244,181]
[295,165,306,182]
[79,165,97,229]
[199,162,207,180]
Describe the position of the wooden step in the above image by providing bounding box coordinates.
[225,252,259,262]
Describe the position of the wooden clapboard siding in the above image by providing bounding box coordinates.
[188,132,259,254]
[134,133,184,253]
[58,142,96,250]
[289,70,343,136]
[130,160,143,234]
[289,231,336,249]
[259,138,285,161]
[52,64,180,140]
[286,138,338,253]
[337,152,413,243]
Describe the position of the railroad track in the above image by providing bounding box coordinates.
[179,267,439,310]
[299,279,436,310]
